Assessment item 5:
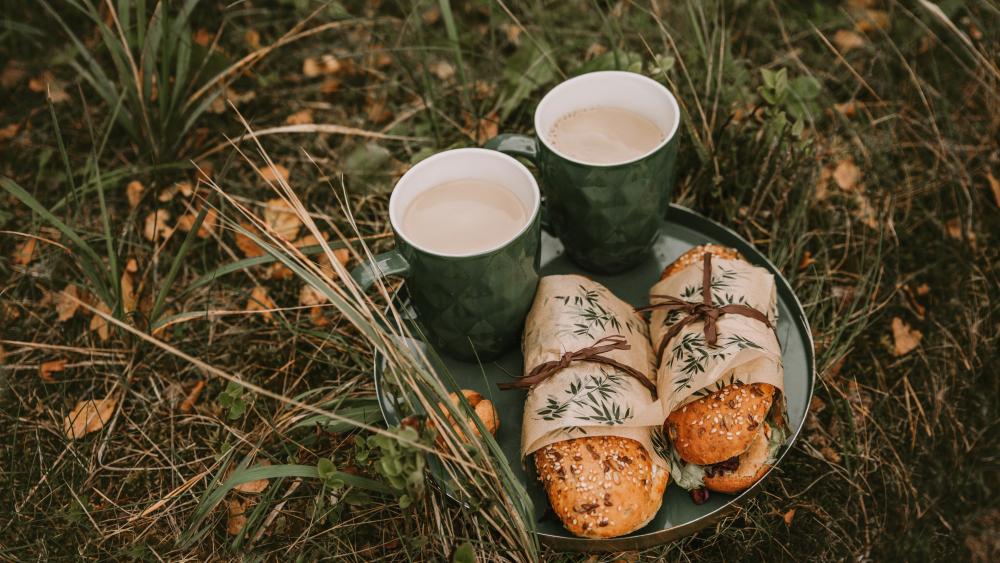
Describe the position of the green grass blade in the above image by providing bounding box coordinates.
[150,204,208,323]
[183,242,343,294]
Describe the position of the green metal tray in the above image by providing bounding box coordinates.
[373,204,815,552]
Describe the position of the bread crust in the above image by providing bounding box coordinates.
[660,244,744,281]
[703,424,772,494]
[665,382,775,465]
[534,436,669,538]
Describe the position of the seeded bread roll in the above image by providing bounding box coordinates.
[665,382,775,466]
[702,423,772,494]
[660,244,743,281]
[534,436,669,539]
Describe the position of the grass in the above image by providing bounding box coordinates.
[1,0,998,560]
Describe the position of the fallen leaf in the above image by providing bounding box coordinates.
[502,23,522,45]
[176,208,218,239]
[945,217,977,248]
[814,166,833,201]
[194,160,215,184]
[263,198,301,240]
[833,101,857,117]
[320,78,341,94]
[855,10,890,33]
[783,508,797,527]
[299,284,328,307]
[892,317,922,356]
[29,72,70,103]
[303,55,342,78]
[1,59,27,89]
[820,446,842,463]
[421,6,440,24]
[193,28,212,47]
[143,210,173,241]
[265,263,294,281]
[472,80,495,100]
[64,395,118,439]
[916,283,930,296]
[244,29,261,50]
[465,112,499,144]
[226,497,250,535]
[988,171,1000,207]
[302,57,322,78]
[177,181,195,197]
[798,250,816,270]
[121,271,138,314]
[372,49,393,68]
[126,180,144,208]
[0,123,20,141]
[260,164,290,184]
[833,159,861,190]
[429,60,455,81]
[833,29,866,52]
[235,222,265,258]
[55,284,80,321]
[40,359,67,382]
[365,94,392,124]
[90,301,112,341]
[294,232,328,248]
[13,238,36,265]
[246,286,277,322]
[809,396,826,414]
[125,258,139,273]
[853,193,878,228]
[234,460,272,493]
[285,109,314,125]
[180,380,206,413]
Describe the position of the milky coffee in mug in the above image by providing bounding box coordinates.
[547,106,666,166]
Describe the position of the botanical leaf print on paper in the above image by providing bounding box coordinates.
[553,284,644,339]
[535,368,634,426]
[660,264,748,326]
[667,333,766,392]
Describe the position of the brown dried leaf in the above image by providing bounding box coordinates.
[0,123,20,141]
[502,23,522,45]
[946,217,977,248]
[303,55,342,78]
[40,359,66,382]
[320,78,341,94]
[285,109,314,125]
[143,210,173,241]
[126,180,144,208]
[90,301,112,342]
[64,395,118,439]
[121,271,138,314]
[421,6,440,24]
[809,396,826,414]
[783,508,797,527]
[244,29,261,49]
[265,263,294,281]
[235,222,265,258]
[176,208,218,239]
[429,60,455,81]
[234,460,272,494]
[833,29,866,52]
[13,238,37,265]
[798,251,816,271]
[294,232,328,248]
[29,72,70,103]
[855,10,890,33]
[988,171,1000,208]
[247,286,277,322]
[833,159,861,190]
[55,284,80,321]
[263,198,301,240]
[916,283,930,297]
[892,317,922,356]
[226,497,250,535]
[1,59,27,89]
[125,258,139,273]
[820,446,842,463]
[193,29,212,47]
[299,284,328,307]
[180,381,206,413]
[260,164,290,184]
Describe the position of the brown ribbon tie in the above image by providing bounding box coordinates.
[499,334,657,399]
[637,253,774,364]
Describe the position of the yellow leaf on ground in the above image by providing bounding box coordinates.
[193,29,212,47]
[227,497,251,535]
[143,210,173,241]
[833,29,866,52]
[303,55,342,78]
[820,446,842,463]
[855,10,890,33]
[320,78,340,94]
[179,381,206,413]
[235,222,265,258]
[0,123,20,141]
[285,109,314,125]
[55,284,80,321]
[987,171,1000,208]
[64,395,118,439]
[125,258,139,273]
[247,286,277,322]
[260,164,290,184]
[263,198,301,240]
[234,460,272,494]
[126,180,144,208]
[29,72,70,103]
[40,359,66,382]
[90,301,112,341]
[945,218,977,248]
[265,263,294,281]
[834,101,857,117]
[833,160,861,190]
[294,232,328,248]
[121,271,138,314]
[783,508,797,527]
[244,29,261,50]
[892,317,922,356]
[429,60,455,81]
[176,208,218,239]
[13,238,36,265]
[299,284,328,307]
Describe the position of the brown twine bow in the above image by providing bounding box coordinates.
[637,253,774,363]
[499,334,657,398]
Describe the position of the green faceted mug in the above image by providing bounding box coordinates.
[486,71,681,273]
[352,148,542,362]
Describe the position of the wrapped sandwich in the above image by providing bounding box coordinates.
[507,275,668,538]
[646,245,787,503]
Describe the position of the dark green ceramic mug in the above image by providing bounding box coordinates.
[352,148,542,362]
[485,71,681,273]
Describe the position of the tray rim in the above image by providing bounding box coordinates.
[372,203,816,552]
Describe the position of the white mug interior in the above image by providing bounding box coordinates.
[534,70,681,167]
[388,148,541,258]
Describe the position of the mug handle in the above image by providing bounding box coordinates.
[484,134,554,233]
[483,134,539,165]
[350,249,411,290]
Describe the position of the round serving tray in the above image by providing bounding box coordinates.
[373,204,815,552]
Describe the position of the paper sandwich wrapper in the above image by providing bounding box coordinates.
[518,258,783,469]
